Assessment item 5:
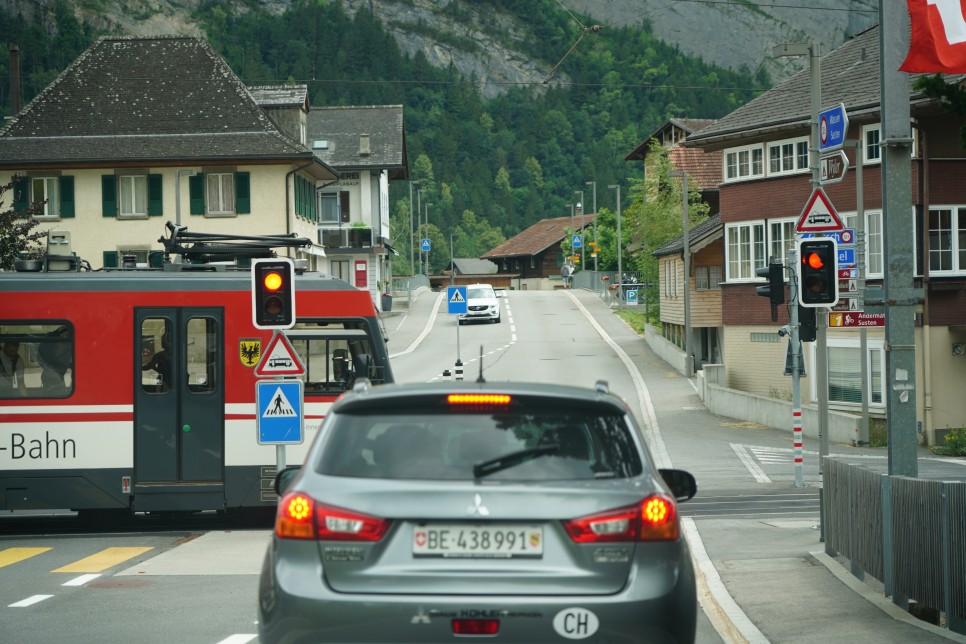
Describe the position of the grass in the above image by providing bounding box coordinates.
[616,309,647,335]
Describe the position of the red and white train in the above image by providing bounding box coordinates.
[0,229,393,517]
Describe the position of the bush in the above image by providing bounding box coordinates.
[931,426,966,457]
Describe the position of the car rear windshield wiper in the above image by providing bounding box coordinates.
[472,444,560,479]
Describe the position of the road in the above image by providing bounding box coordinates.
[3,289,961,644]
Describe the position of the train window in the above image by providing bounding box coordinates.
[0,322,74,399]
[186,317,217,393]
[141,318,172,393]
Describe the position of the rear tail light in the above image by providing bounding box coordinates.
[563,495,679,543]
[452,619,500,635]
[275,493,389,541]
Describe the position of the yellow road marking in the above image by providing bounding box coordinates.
[0,547,52,569]
[52,547,154,573]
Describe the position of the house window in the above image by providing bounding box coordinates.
[861,123,917,164]
[320,194,339,223]
[724,144,764,181]
[928,206,966,274]
[817,339,884,407]
[207,173,235,215]
[767,138,809,176]
[695,266,723,290]
[30,177,60,218]
[842,210,883,277]
[725,222,765,281]
[119,175,148,217]
[768,219,796,266]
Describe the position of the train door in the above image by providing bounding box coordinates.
[134,308,225,511]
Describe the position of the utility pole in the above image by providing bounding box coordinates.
[586,181,597,271]
[609,185,622,310]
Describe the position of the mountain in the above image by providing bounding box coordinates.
[2,0,879,99]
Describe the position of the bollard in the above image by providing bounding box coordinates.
[442,369,451,381]
[454,360,463,382]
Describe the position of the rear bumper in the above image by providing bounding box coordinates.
[258,539,697,644]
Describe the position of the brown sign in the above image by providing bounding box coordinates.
[828,312,885,328]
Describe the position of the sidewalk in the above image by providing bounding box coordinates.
[388,288,963,643]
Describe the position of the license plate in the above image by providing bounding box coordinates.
[413,524,543,558]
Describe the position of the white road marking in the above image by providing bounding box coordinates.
[732,443,772,482]
[215,635,257,644]
[9,595,53,607]
[62,573,101,586]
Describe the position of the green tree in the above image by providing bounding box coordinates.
[0,177,47,270]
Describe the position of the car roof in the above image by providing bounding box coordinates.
[334,380,630,415]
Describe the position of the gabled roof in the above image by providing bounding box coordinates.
[307,105,408,179]
[249,85,309,110]
[685,25,964,151]
[482,214,596,259]
[453,258,498,275]
[0,36,335,179]
[625,118,717,160]
[652,214,722,257]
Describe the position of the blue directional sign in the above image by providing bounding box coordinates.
[256,380,304,445]
[801,229,855,246]
[447,286,468,315]
[837,248,855,265]
[572,234,582,249]
[819,103,849,152]
[421,238,431,252]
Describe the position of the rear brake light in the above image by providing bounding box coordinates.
[563,496,679,543]
[275,493,389,541]
[452,619,500,635]
[447,393,511,406]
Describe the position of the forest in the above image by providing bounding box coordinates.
[1,0,768,287]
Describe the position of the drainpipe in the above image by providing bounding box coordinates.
[920,128,933,441]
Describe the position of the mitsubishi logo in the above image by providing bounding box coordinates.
[467,493,490,516]
[411,607,431,624]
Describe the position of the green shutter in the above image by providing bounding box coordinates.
[103,251,119,268]
[101,175,117,217]
[13,176,28,211]
[59,176,75,218]
[189,173,205,215]
[235,172,250,214]
[147,174,163,216]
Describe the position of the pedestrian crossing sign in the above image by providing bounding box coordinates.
[256,379,304,444]
[447,286,468,315]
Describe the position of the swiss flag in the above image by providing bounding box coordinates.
[901,0,966,73]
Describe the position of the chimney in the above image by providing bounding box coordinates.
[359,133,370,156]
[10,44,21,115]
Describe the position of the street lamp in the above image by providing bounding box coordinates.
[586,181,597,271]
[424,202,432,277]
[575,190,585,269]
[609,185,621,309]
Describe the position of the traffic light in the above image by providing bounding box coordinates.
[252,258,295,329]
[756,260,785,322]
[798,238,838,307]
[799,306,817,342]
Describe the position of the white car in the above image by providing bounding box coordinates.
[458,283,501,324]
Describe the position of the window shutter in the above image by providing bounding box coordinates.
[13,176,28,211]
[340,191,350,223]
[189,173,205,215]
[59,176,75,218]
[103,251,119,268]
[102,175,117,217]
[147,174,163,216]
[235,172,250,214]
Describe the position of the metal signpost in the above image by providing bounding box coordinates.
[447,286,467,381]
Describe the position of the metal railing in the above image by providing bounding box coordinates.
[824,458,966,633]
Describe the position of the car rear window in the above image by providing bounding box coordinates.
[466,286,494,299]
[315,409,643,481]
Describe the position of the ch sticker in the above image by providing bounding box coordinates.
[239,338,262,367]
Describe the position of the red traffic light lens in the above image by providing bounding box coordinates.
[263,272,283,292]
[805,252,825,270]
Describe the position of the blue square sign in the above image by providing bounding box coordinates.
[256,380,304,445]
[447,286,468,315]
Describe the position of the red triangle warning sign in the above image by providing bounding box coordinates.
[254,331,305,377]
[796,188,844,232]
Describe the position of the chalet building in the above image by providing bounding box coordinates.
[683,24,966,445]
[0,36,338,270]
[306,105,408,309]
[482,214,595,290]
[626,118,724,370]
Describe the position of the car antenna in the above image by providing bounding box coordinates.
[476,345,486,383]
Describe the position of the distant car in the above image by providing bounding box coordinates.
[458,283,501,324]
[258,379,698,643]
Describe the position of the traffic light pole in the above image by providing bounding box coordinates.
[788,248,805,488]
